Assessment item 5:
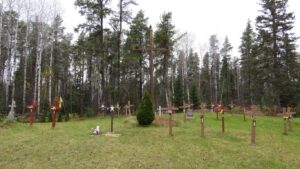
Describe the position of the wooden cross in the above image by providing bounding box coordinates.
[124,101,134,116]
[27,99,37,127]
[162,103,178,136]
[132,26,168,108]
[50,98,62,128]
[279,106,295,133]
[180,102,193,122]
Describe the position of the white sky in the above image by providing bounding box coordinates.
[60,0,300,56]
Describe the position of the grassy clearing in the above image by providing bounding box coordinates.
[0,112,300,169]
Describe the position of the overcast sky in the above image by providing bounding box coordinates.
[61,0,300,56]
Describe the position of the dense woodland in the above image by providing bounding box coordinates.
[0,0,299,120]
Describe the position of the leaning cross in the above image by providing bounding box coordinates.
[162,103,178,136]
[132,26,168,108]
[27,99,37,127]
[124,101,134,116]
[7,100,17,121]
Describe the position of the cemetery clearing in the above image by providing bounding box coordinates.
[1,113,300,169]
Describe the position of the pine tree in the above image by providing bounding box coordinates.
[199,52,211,104]
[240,20,256,105]
[220,37,233,104]
[137,92,154,125]
[190,84,199,109]
[256,0,298,108]
[173,72,184,108]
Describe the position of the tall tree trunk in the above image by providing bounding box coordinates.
[22,19,30,115]
[49,39,53,105]
[11,15,19,109]
[117,0,123,104]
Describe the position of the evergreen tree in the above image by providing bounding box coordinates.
[154,12,175,105]
[220,37,233,104]
[137,92,154,125]
[240,20,256,104]
[173,72,184,108]
[190,84,199,109]
[199,52,211,105]
[256,0,298,108]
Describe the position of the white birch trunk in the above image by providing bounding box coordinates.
[49,40,53,105]
[22,18,30,115]
[33,16,39,103]
[10,17,19,105]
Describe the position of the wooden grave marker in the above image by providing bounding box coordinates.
[278,106,296,134]
[7,100,16,121]
[50,97,62,128]
[110,105,115,133]
[26,99,37,127]
[162,103,178,136]
[124,101,134,116]
[180,102,193,122]
[200,103,206,138]
[132,26,168,109]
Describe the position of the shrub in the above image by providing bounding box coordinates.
[137,92,155,125]
[295,104,300,117]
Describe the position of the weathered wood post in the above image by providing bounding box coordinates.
[110,105,115,133]
[162,103,178,136]
[200,112,204,137]
[283,117,288,135]
[243,106,246,121]
[287,116,292,131]
[27,99,37,127]
[50,97,62,128]
[251,117,256,144]
[221,109,225,133]
[200,103,206,138]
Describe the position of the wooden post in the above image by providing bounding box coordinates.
[283,117,288,135]
[287,116,292,131]
[50,97,62,129]
[169,113,173,136]
[251,117,256,145]
[52,110,57,128]
[110,106,114,133]
[132,26,168,109]
[243,107,246,121]
[200,112,204,138]
[221,109,225,133]
[162,103,178,136]
[27,99,37,127]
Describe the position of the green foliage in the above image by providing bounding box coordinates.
[255,0,298,106]
[40,100,50,122]
[173,73,183,108]
[294,104,300,117]
[84,107,93,117]
[137,92,154,125]
[190,84,199,109]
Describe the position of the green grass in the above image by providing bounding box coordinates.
[0,113,300,169]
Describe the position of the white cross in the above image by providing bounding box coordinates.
[158,106,162,116]
[8,100,16,111]
[110,105,114,112]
